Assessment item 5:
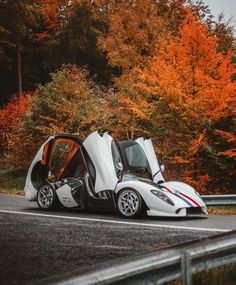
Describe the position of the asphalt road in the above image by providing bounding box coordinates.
[0,194,235,285]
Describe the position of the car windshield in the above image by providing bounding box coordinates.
[119,141,152,179]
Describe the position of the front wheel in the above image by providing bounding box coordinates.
[37,184,59,210]
[116,189,142,218]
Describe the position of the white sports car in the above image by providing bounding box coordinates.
[24,131,207,218]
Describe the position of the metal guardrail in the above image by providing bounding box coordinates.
[201,194,236,206]
[34,230,236,285]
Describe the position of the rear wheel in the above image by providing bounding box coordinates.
[37,184,59,210]
[117,189,142,218]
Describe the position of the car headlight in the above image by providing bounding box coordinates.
[151,190,174,206]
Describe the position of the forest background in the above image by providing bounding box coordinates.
[0,0,235,194]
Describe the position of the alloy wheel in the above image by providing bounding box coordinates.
[118,189,140,217]
[38,185,54,209]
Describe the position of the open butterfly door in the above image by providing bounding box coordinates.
[82,131,121,193]
[135,137,164,184]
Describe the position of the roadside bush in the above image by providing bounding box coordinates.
[0,93,35,169]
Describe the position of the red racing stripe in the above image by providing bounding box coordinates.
[179,192,200,207]
[161,186,200,207]
[161,186,172,193]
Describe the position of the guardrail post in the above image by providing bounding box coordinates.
[181,251,192,285]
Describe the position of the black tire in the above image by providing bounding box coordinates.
[116,188,142,218]
[37,184,59,210]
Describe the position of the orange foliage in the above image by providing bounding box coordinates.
[137,9,236,192]
[138,9,236,126]
[98,0,168,71]
[190,129,207,155]
[0,93,33,132]
[183,172,211,193]
[110,72,151,140]
[215,129,236,144]
[97,0,174,138]
[0,93,35,167]
[219,149,236,158]
[175,157,190,164]
[35,0,76,39]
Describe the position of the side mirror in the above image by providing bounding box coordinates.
[160,165,165,172]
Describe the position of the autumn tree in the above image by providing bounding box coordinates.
[26,65,112,141]
[97,0,213,139]
[138,9,236,192]
[0,93,35,168]
[0,65,114,168]
[0,0,41,101]
[98,0,167,71]
[98,0,185,138]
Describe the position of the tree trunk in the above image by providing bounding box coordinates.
[17,40,22,96]
[131,122,134,141]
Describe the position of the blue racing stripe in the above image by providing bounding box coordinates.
[174,193,193,207]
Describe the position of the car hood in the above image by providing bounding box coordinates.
[159,181,203,207]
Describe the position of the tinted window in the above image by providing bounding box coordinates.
[51,141,72,178]
[123,142,151,178]
[60,148,85,179]
[125,144,149,169]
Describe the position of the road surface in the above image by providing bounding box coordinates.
[0,194,235,284]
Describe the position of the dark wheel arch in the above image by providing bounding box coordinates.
[31,161,49,191]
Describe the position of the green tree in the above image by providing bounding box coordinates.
[27,65,112,141]
[35,1,113,85]
[0,0,42,105]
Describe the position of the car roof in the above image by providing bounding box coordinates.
[53,133,84,144]
[52,134,140,146]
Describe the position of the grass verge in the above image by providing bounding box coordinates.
[0,169,26,196]
[166,263,236,285]
[207,205,236,215]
